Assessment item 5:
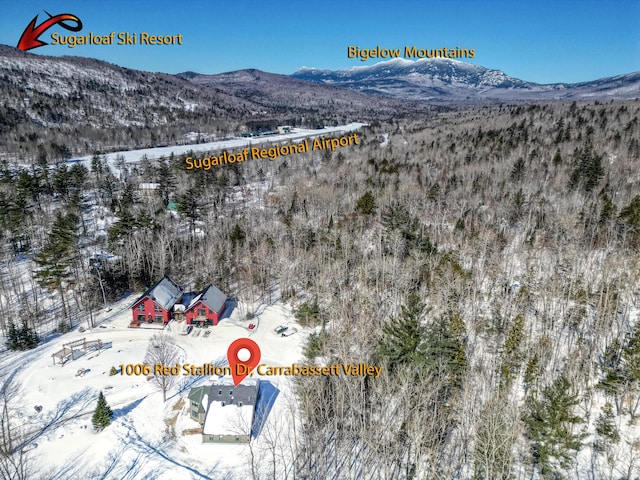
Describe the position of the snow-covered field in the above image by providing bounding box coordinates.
[0,295,305,479]
[66,123,366,170]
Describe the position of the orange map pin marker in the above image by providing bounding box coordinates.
[227,338,261,386]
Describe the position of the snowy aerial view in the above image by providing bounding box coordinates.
[1,1,640,479]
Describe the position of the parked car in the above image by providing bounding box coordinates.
[274,325,288,334]
[281,327,298,337]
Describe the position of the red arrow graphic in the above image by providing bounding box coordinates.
[17,13,83,51]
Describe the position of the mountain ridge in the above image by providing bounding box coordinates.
[290,57,640,101]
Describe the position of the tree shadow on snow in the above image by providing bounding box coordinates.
[252,380,279,439]
[112,396,147,419]
[169,355,229,400]
[17,387,94,452]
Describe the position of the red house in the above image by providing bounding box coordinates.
[185,284,228,326]
[130,276,183,327]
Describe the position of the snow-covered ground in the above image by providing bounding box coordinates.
[0,295,305,479]
[66,123,366,170]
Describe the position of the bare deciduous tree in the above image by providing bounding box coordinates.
[144,334,181,402]
[0,373,32,480]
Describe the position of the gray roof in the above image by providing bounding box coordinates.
[134,276,183,311]
[187,284,227,314]
[209,377,259,407]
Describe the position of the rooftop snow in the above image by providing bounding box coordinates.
[188,284,227,313]
[135,276,183,311]
[203,402,254,436]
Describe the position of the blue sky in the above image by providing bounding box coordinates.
[1,0,638,83]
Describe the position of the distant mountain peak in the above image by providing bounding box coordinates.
[178,71,201,79]
[291,58,640,101]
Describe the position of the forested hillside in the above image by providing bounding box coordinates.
[1,99,639,478]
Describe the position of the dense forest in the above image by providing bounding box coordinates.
[1,99,640,479]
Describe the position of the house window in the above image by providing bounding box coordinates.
[209,435,214,441]
[198,308,206,316]
[137,314,145,322]
[137,304,145,311]
[154,304,162,312]
[155,314,163,323]
[192,402,198,408]
[219,435,224,440]
[235,436,240,441]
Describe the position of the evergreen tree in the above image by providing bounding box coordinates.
[619,194,640,247]
[523,376,585,478]
[52,164,70,197]
[6,321,38,351]
[597,340,625,413]
[90,153,104,175]
[229,223,246,248]
[295,300,321,326]
[355,190,376,215]
[499,314,525,389]
[381,202,412,233]
[510,157,526,182]
[6,321,18,350]
[594,402,620,448]
[568,144,604,193]
[19,321,39,349]
[107,208,138,246]
[34,211,79,323]
[177,187,201,233]
[598,193,616,225]
[423,311,468,390]
[304,331,327,359]
[157,157,171,205]
[92,391,113,432]
[68,164,88,191]
[378,293,426,369]
[622,322,640,418]
[381,203,436,256]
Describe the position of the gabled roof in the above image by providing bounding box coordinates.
[209,377,259,407]
[187,284,227,314]
[188,386,209,406]
[132,276,183,311]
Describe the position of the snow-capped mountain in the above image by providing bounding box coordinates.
[292,58,640,101]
